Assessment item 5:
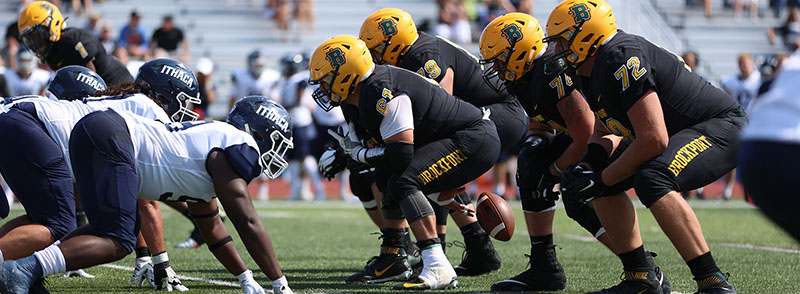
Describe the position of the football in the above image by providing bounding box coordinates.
[476,192,515,241]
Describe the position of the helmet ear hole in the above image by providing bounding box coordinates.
[581,33,595,42]
[252,130,264,141]
[340,74,351,84]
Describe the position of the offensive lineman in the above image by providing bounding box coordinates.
[18,1,133,85]
[547,1,741,293]
[0,96,295,294]
[310,35,500,290]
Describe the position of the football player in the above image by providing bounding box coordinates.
[18,1,133,85]
[740,52,800,242]
[0,96,295,294]
[310,35,501,290]
[546,1,742,293]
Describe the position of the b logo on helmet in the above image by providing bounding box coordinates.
[378,18,397,37]
[326,48,346,68]
[501,24,523,45]
[569,3,591,23]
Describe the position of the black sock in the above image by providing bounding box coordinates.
[438,233,447,254]
[417,237,441,250]
[459,221,484,237]
[401,228,413,249]
[618,245,652,272]
[530,234,554,250]
[382,228,406,247]
[687,252,721,280]
[75,211,87,227]
[190,227,205,244]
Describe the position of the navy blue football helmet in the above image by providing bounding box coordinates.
[46,65,107,101]
[135,58,201,122]
[280,52,310,77]
[227,96,293,179]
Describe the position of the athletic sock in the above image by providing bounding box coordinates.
[438,233,447,254]
[687,252,721,280]
[459,221,484,237]
[33,243,66,276]
[419,241,449,268]
[382,228,406,248]
[618,245,652,272]
[530,234,554,250]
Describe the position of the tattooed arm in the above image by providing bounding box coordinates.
[550,88,595,175]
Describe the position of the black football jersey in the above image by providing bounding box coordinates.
[357,65,483,147]
[399,32,514,107]
[583,31,740,140]
[506,53,577,134]
[45,28,133,85]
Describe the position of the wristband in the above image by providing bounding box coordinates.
[552,161,562,175]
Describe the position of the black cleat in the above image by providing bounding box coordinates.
[345,246,412,284]
[646,251,671,294]
[490,245,566,291]
[694,272,736,294]
[588,270,664,294]
[453,233,501,276]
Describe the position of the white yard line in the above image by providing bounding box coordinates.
[99,264,241,288]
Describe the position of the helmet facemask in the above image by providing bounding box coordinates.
[171,91,201,122]
[246,125,293,180]
[309,66,355,112]
[20,23,53,60]
[543,20,606,76]
[480,49,513,93]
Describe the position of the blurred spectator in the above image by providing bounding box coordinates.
[758,53,790,94]
[83,12,104,38]
[112,46,143,78]
[100,23,115,55]
[734,0,759,22]
[436,0,472,45]
[193,57,217,119]
[228,49,281,111]
[279,53,325,201]
[274,0,291,42]
[5,21,20,72]
[0,58,10,98]
[118,10,149,54]
[481,0,514,27]
[4,50,51,97]
[722,52,762,111]
[768,7,800,52]
[683,50,699,71]
[69,0,93,18]
[294,0,315,31]
[151,15,190,62]
[770,0,800,18]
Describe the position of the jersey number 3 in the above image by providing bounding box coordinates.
[614,57,646,92]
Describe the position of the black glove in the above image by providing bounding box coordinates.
[561,165,607,204]
[319,146,348,180]
[520,134,549,154]
[535,170,562,202]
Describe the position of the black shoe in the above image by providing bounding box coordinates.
[695,272,736,294]
[589,270,664,294]
[646,251,671,294]
[490,245,566,292]
[345,246,412,284]
[453,232,501,276]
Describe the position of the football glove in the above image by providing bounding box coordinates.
[131,256,156,288]
[535,171,562,202]
[273,285,294,294]
[237,270,265,294]
[319,146,347,180]
[154,262,189,292]
[561,165,607,204]
[327,122,367,163]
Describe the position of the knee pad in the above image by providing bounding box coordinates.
[520,192,556,213]
[349,169,376,209]
[381,194,405,220]
[399,191,435,224]
[563,195,604,237]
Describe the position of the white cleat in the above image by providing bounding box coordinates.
[392,266,458,290]
[63,269,95,278]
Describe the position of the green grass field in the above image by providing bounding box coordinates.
[7,199,799,293]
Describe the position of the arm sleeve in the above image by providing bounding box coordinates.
[379,94,414,140]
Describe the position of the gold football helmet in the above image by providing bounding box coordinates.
[18,1,65,59]
[479,13,546,92]
[309,35,375,111]
[359,8,418,65]
[543,0,616,74]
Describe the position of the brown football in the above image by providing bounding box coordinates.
[476,192,515,241]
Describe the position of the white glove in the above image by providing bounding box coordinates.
[272,276,293,294]
[131,256,156,288]
[237,270,265,294]
[154,264,189,292]
[327,122,366,162]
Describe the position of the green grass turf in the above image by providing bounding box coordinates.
[5,199,798,293]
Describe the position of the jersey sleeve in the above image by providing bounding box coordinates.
[378,94,414,140]
[600,48,656,112]
[223,143,262,183]
[61,30,98,66]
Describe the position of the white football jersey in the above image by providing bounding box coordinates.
[15,94,169,177]
[0,95,56,113]
[4,69,52,97]
[116,111,261,202]
[742,52,800,143]
[279,70,314,127]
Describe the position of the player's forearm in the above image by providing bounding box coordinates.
[601,138,661,186]
[235,216,284,281]
[137,199,166,254]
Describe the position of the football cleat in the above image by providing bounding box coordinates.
[345,246,412,284]
[454,233,501,276]
[646,251,671,294]
[62,269,95,278]
[588,270,665,294]
[0,256,49,294]
[392,266,457,290]
[490,245,566,292]
[174,237,200,249]
[695,272,736,294]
